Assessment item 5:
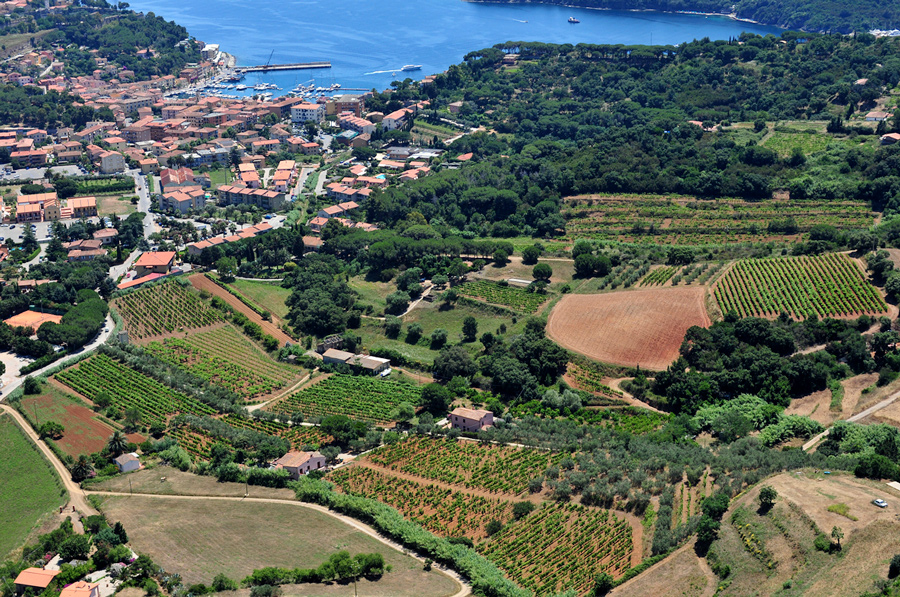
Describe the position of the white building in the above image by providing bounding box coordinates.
[291,103,326,124]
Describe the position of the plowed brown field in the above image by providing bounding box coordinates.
[547,287,711,370]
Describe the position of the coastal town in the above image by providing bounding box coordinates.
[4,1,900,597]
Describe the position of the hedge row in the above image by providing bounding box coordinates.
[293,476,529,597]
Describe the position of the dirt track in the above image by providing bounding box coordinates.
[189,273,296,346]
[0,404,98,517]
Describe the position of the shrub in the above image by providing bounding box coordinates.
[23,376,41,394]
[889,554,900,579]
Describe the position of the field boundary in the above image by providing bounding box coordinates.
[91,491,468,596]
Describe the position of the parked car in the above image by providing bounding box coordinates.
[873,499,888,508]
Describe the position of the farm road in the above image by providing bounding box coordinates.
[84,491,469,597]
[188,273,295,345]
[3,403,468,595]
[0,404,98,517]
[803,388,900,451]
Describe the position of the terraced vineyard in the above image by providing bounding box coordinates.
[266,374,422,423]
[145,326,301,398]
[458,280,547,313]
[220,414,331,449]
[714,253,887,319]
[330,466,513,540]
[56,354,216,425]
[479,502,634,595]
[365,436,563,494]
[563,195,875,245]
[169,417,330,461]
[567,364,624,400]
[113,281,222,340]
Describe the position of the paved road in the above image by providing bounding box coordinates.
[314,170,328,196]
[0,314,115,390]
[803,388,900,451]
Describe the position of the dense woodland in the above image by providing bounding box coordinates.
[353,34,900,236]
[479,0,900,33]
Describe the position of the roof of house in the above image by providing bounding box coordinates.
[17,192,57,204]
[68,196,96,209]
[59,582,98,597]
[450,406,492,421]
[114,453,139,465]
[321,205,343,216]
[93,229,119,239]
[14,568,60,588]
[134,251,176,268]
[355,355,391,370]
[274,450,322,468]
[17,203,41,214]
[322,348,354,362]
[302,235,323,247]
[116,273,165,290]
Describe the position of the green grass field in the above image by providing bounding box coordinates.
[99,495,460,595]
[762,131,834,157]
[349,277,396,314]
[228,279,292,319]
[356,300,526,367]
[208,169,234,188]
[0,414,67,558]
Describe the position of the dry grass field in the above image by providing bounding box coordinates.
[98,495,460,596]
[547,287,711,370]
[88,465,295,499]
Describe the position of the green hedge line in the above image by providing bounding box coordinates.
[293,476,530,597]
[204,273,267,317]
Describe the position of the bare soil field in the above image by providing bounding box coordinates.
[547,287,711,370]
[98,495,459,596]
[20,388,143,458]
[766,471,897,535]
[610,542,711,597]
[709,472,900,597]
[783,369,875,426]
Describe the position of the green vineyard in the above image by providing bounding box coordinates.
[714,254,887,319]
[639,266,677,286]
[56,354,216,425]
[458,280,547,313]
[146,326,301,398]
[478,503,634,595]
[366,436,563,494]
[113,281,222,340]
[169,416,330,461]
[266,374,422,423]
[329,466,513,540]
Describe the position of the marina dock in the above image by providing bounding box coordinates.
[238,61,331,73]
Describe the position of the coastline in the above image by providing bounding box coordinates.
[461,0,782,31]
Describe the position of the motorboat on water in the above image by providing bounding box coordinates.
[568,16,580,23]
[401,64,422,71]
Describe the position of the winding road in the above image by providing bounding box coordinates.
[0,405,470,596]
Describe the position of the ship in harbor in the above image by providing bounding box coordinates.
[401,64,422,71]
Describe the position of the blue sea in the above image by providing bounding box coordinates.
[128,0,781,96]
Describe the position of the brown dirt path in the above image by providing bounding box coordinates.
[189,273,295,346]
[0,404,98,518]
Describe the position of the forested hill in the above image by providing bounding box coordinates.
[468,0,900,34]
